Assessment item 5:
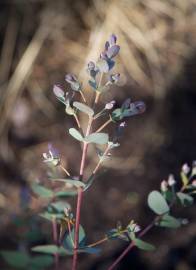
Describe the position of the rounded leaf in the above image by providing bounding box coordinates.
[85,132,109,145]
[50,178,85,188]
[69,128,84,142]
[134,239,155,251]
[31,183,54,198]
[53,85,64,98]
[158,214,181,229]
[73,102,94,116]
[148,191,169,215]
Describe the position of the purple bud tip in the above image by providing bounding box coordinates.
[65,74,77,83]
[109,34,117,46]
[53,85,64,98]
[88,61,95,70]
[105,41,110,50]
[135,101,146,114]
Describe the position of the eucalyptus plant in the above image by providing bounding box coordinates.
[1,35,195,270]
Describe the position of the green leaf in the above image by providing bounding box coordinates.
[0,251,30,268]
[148,191,169,215]
[31,183,54,198]
[73,102,94,116]
[69,128,84,142]
[96,59,109,73]
[50,201,70,213]
[63,225,85,251]
[177,192,193,206]
[39,211,64,221]
[158,214,181,228]
[55,190,77,197]
[134,239,155,251]
[50,178,85,188]
[85,132,109,145]
[30,255,53,268]
[32,245,70,256]
[111,108,123,121]
[181,172,189,186]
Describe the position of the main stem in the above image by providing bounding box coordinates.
[72,117,93,270]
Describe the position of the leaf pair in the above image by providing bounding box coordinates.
[69,128,109,145]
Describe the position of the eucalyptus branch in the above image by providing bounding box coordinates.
[21,34,194,270]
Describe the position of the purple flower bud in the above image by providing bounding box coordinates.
[106,45,120,59]
[121,98,131,110]
[100,51,108,60]
[48,143,59,158]
[65,73,77,83]
[88,61,95,71]
[53,85,64,98]
[109,34,117,46]
[105,100,116,110]
[133,101,146,114]
[168,174,176,186]
[105,41,110,50]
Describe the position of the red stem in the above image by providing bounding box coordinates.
[107,221,155,270]
[72,117,93,270]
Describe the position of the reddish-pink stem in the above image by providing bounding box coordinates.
[72,117,93,270]
[107,221,155,270]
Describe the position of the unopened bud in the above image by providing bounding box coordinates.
[161,180,168,192]
[192,180,196,187]
[182,163,190,174]
[168,174,176,186]
[105,100,116,110]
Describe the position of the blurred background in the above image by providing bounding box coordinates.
[0,0,196,269]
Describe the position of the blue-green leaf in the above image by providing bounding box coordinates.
[148,191,169,215]
[63,225,85,251]
[50,178,85,188]
[73,102,94,116]
[32,245,70,256]
[158,214,181,228]
[55,190,77,197]
[0,251,30,268]
[31,183,54,198]
[177,192,193,206]
[69,128,84,142]
[134,239,155,251]
[50,201,71,213]
[85,132,109,145]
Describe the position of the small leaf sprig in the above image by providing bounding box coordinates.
[106,162,196,270]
